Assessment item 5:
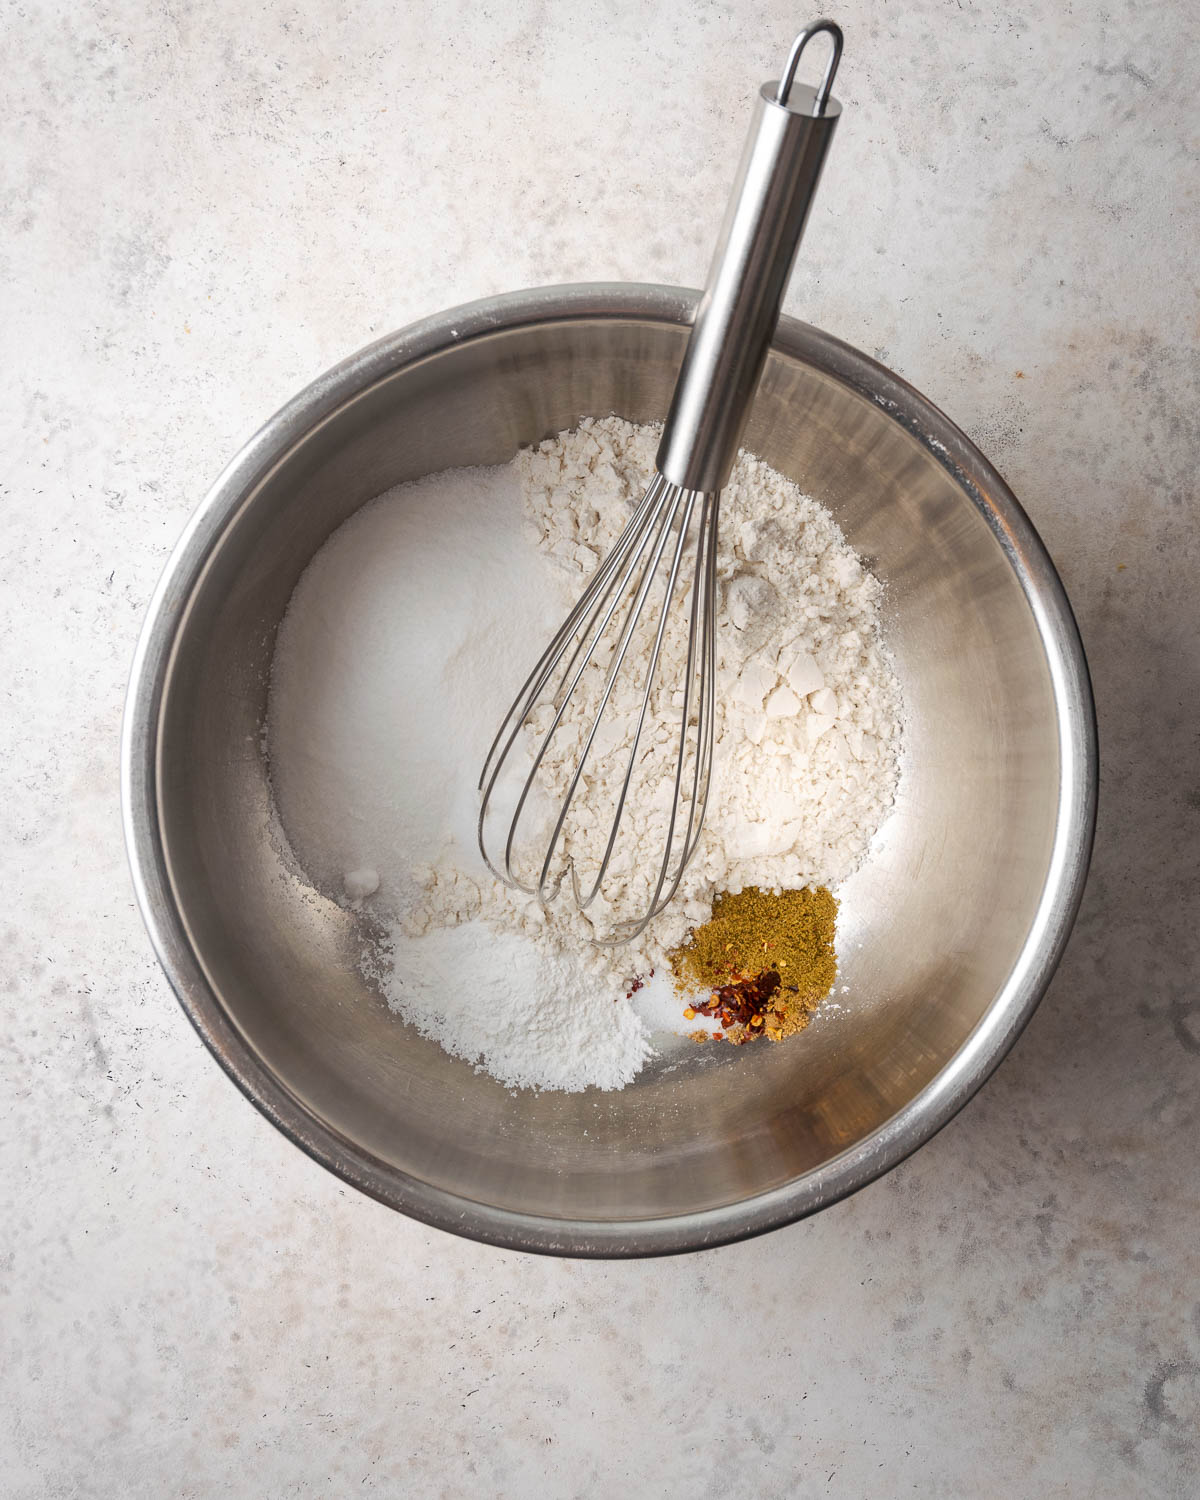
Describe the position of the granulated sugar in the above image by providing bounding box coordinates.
[267,418,902,1092]
[267,460,562,918]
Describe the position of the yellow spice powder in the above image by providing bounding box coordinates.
[670,885,838,1043]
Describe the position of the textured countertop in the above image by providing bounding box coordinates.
[4,1,1198,1495]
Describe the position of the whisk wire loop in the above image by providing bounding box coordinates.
[477,472,670,889]
[533,478,689,902]
[567,484,701,914]
[478,468,718,941]
[604,489,720,944]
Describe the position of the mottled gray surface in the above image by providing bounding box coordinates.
[3,0,1198,1495]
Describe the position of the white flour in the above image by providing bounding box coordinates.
[268,418,902,1092]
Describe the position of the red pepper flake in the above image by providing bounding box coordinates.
[690,969,783,1040]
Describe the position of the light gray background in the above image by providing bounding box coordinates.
[4,1,1198,1495]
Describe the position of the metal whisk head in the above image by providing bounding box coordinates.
[478,474,719,944]
[479,21,843,942]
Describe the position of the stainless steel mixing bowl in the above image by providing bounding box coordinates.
[122,284,1096,1256]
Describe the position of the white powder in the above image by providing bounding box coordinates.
[365,924,653,1093]
[267,461,564,917]
[489,421,903,971]
[268,418,902,1093]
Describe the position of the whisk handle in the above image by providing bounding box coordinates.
[656,23,842,494]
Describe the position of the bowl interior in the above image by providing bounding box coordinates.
[154,307,1065,1235]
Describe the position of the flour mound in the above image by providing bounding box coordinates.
[480,419,902,974]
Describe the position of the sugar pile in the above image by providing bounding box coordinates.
[267,461,558,919]
[267,418,902,1092]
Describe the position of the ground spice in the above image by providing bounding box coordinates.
[670,886,838,1045]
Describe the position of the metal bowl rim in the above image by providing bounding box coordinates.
[120,281,1098,1258]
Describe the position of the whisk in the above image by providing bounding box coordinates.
[479,21,844,943]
